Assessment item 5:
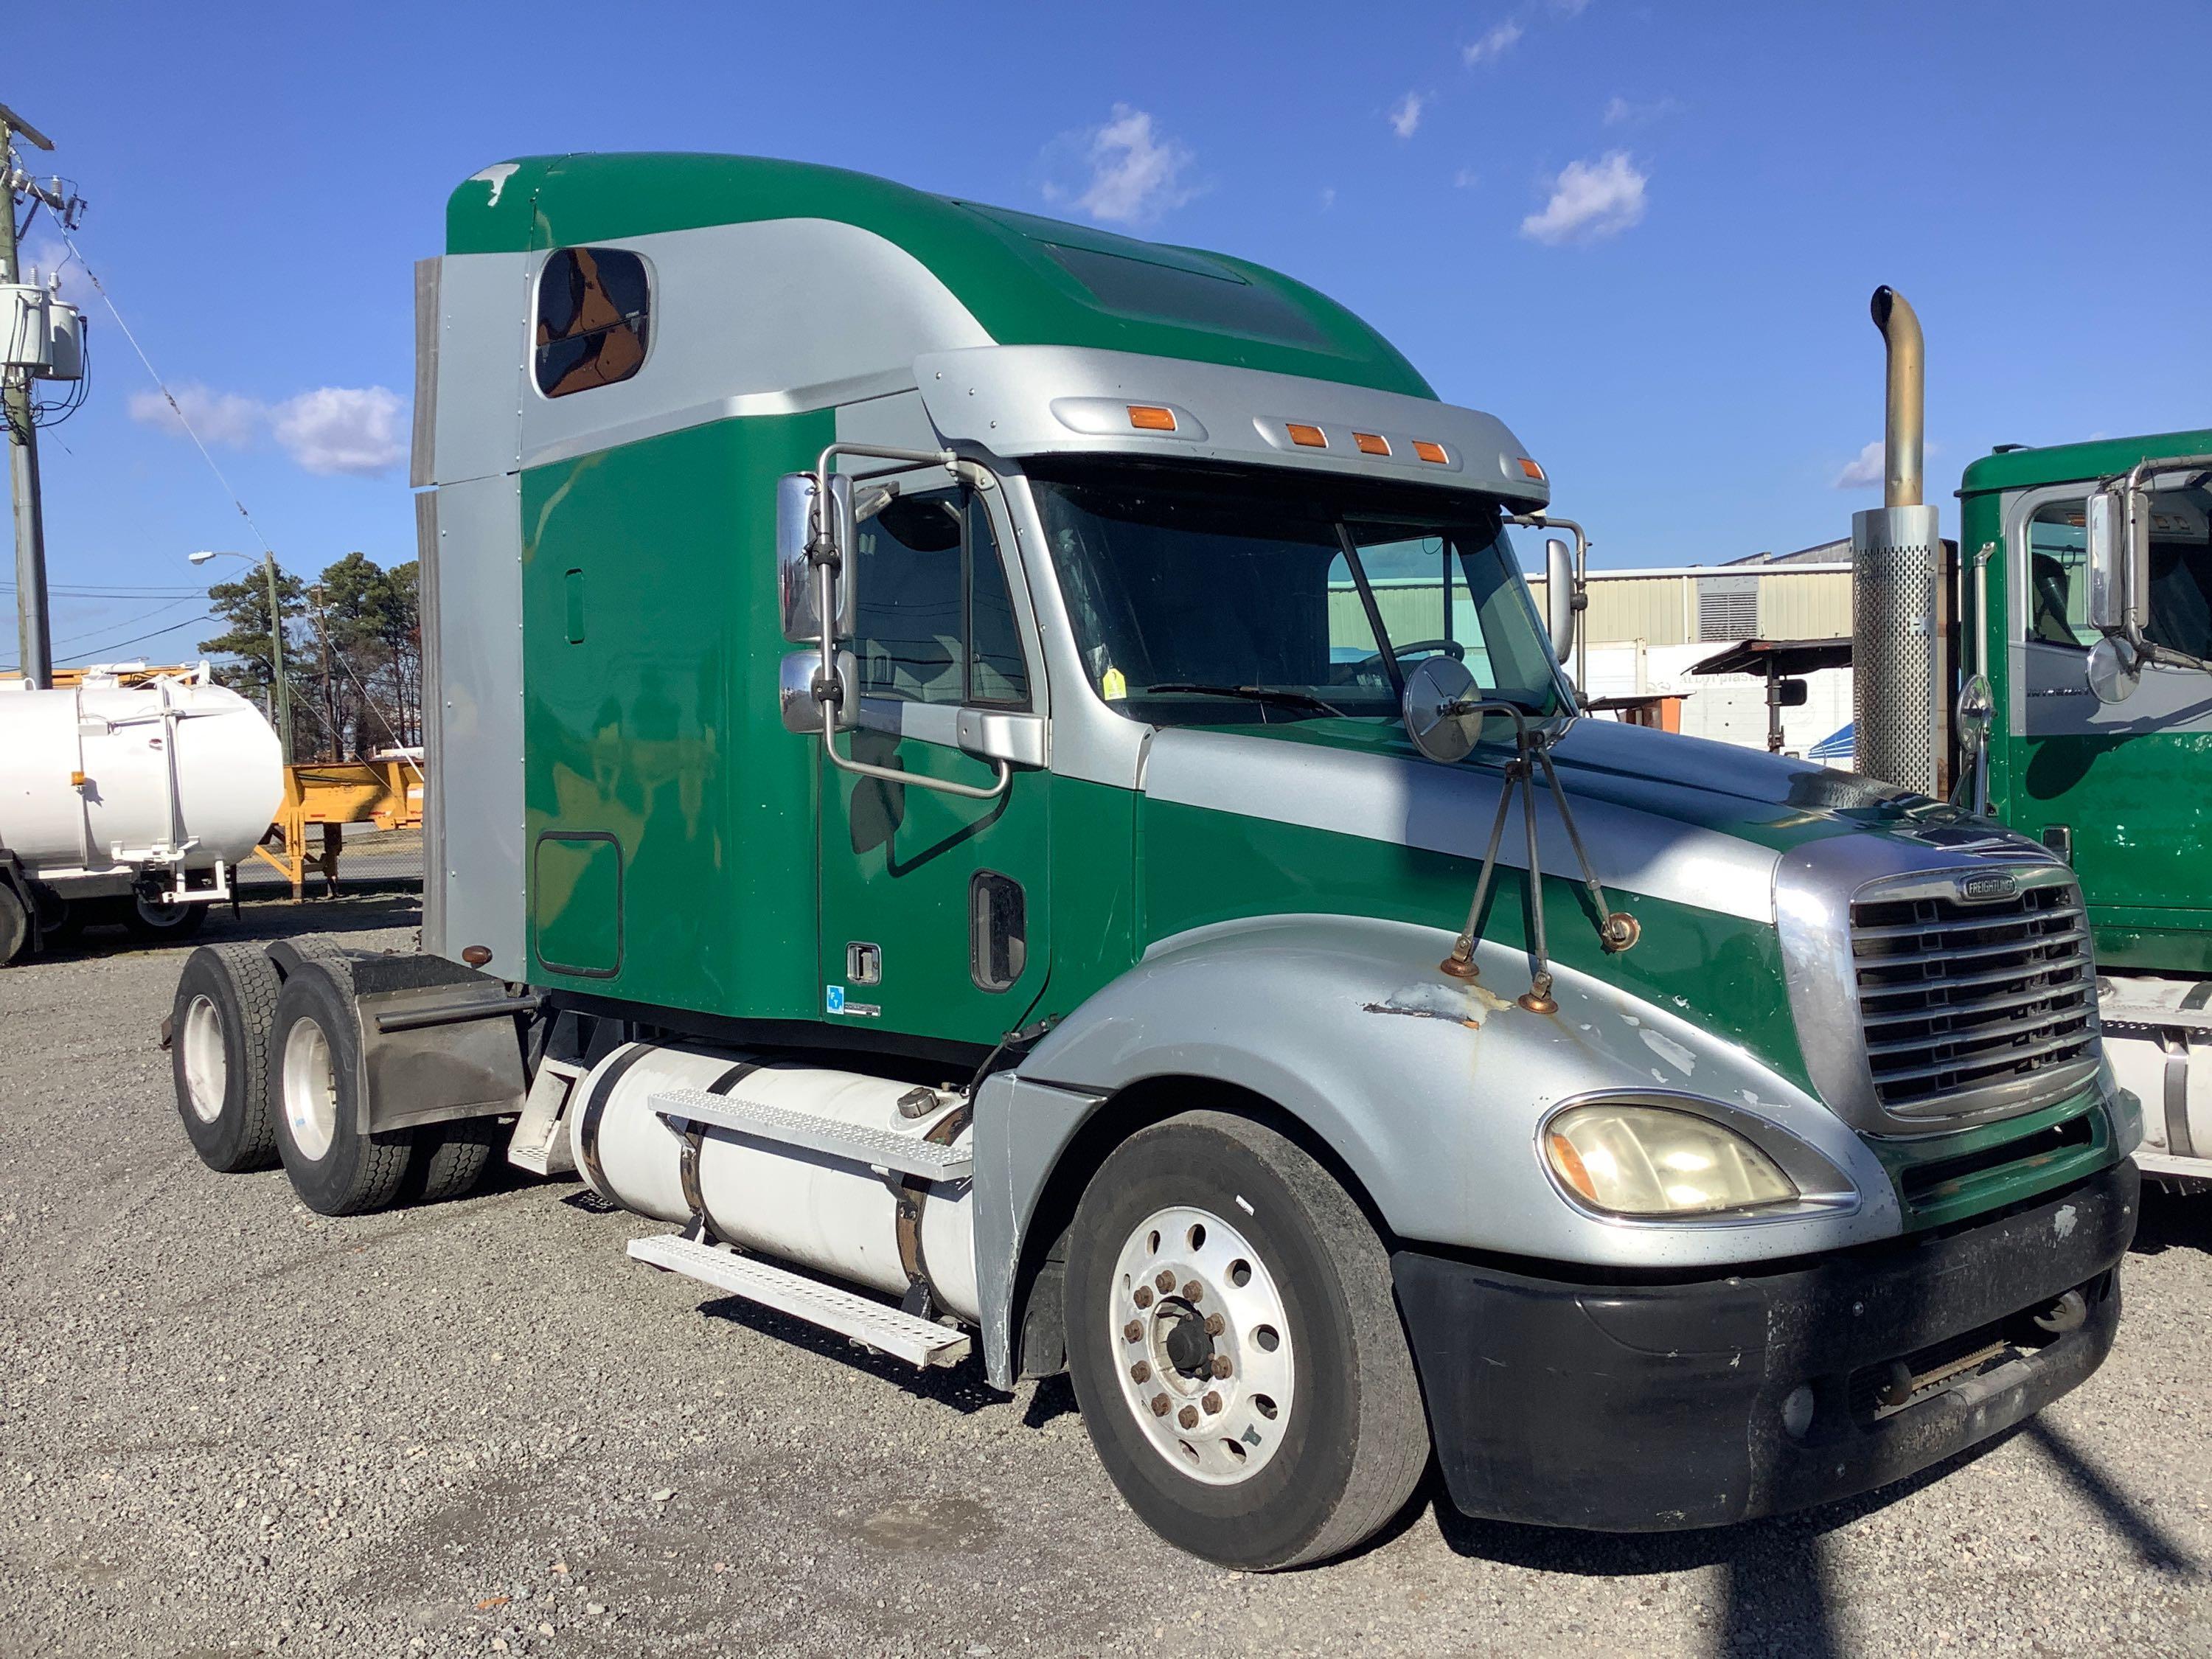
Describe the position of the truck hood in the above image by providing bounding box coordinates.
[1138,717,2046,927]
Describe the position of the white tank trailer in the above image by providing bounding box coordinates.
[0,672,284,961]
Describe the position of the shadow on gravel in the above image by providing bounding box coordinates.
[694,1293,1009,1416]
[1022,1374,1079,1429]
[2130,1185,2212,1258]
[1415,1431,2021,1655]
[2025,1419,2202,1576]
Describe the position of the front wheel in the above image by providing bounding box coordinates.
[1065,1111,1430,1569]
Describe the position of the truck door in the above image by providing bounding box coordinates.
[817,483,1051,1048]
[2005,485,2212,924]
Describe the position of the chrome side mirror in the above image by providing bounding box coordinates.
[776,472,855,643]
[2086,634,2140,706]
[779,647,858,734]
[1543,535,1579,661]
[2084,490,2126,635]
[1402,655,1481,763]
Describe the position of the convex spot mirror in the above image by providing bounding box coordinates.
[779,648,859,735]
[1954,672,1994,737]
[776,472,856,644]
[2086,634,2141,706]
[1544,536,1578,661]
[1403,655,1482,764]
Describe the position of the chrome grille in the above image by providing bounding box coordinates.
[1848,873,2098,1120]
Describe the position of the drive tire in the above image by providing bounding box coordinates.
[170,943,285,1172]
[404,1116,504,1205]
[268,964,412,1215]
[124,893,209,943]
[1064,1110,1430,1570]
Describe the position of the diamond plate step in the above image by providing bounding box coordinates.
[650,1087,971,1181]
[627,1233,973,1368]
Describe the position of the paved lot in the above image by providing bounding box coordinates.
[4,894,2211,1658]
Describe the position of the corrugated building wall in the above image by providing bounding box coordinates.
[1525,565,1852,647]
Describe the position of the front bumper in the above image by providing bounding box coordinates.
[1394,1158,2138,1531]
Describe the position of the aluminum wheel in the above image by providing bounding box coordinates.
[1108,1204,1295,1486]
[179,993,228,1124]
[280,1016,339,1161]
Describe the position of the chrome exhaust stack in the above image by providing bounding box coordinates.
[1851,285,1946,796]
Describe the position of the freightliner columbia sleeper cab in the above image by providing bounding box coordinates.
[165,155,2140,1569]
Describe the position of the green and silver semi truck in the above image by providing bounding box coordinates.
[167,157,2139,1568]
[1848,288,2211,1190]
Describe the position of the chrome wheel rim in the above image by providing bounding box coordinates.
[180,994,227,1124]
[280,1018,338,1161]
[1108,1205,1295,1486]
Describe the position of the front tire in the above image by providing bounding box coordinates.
[1065,1111,1430,1570]
[170,943,285,1172]
[268,964,413,1215]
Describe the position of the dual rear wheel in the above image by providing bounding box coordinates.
[169,943,498,1211]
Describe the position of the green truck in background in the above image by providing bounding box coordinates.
[1848,288,2211,1189]
[165,157,2139,1569]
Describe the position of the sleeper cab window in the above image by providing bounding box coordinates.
[535,246,651,398]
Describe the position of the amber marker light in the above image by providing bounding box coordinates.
[1286,422,1328,448]
[1411,439,1449,464]
[1518,456,1547,481]
[1352,432,1390,456]
[1546,1131,1599,1203]
[1127,405,1178,431]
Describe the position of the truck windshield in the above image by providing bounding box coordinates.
[1029,462,1565,727]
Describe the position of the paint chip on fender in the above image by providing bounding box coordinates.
[1640,1028,1697,1075]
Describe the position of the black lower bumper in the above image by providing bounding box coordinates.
[1394,1159,2138,1531]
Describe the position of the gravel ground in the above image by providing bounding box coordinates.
[3,894,2210,1658]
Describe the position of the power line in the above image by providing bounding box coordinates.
[4,582,206,597]
[1,611,213,672]
[59,229,277,559]
[45,593,204,650]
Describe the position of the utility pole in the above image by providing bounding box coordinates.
[1,100,58,686]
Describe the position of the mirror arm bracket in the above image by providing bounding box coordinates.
[801,439,1012,803]
[823,731,1012,802]
[1436,703,1638,1010]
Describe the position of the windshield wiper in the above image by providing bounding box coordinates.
[1138,683,1349,719]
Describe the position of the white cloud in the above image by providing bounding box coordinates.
[1463,19,1524,64]
[270,386,406,476]
[1454,167,1482,189]
[1834,441,1885,490]
[1044,104,1197,226]
[128,380,407,476]
[1388,91,1427,139]
[1520,151,1649,244]
[128,382,263,449]
[1319,186,1338,210]
[1604,94,1685,128]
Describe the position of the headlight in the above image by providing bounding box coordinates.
[1544,1103,1798,1217]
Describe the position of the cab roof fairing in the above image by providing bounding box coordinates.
[913,346,1551,507]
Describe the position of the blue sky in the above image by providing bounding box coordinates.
[10,0,2208,669]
